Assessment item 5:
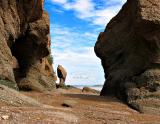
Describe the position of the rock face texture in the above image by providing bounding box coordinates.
[0,0,56,91]
[95,0,160,114]
[57,65,67,87]
[0,84,43,107]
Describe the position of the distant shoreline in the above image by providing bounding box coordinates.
[72,84,103,87]
[72,85,103,91]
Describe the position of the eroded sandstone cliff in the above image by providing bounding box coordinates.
[95,0,160,114]
[0,0,56,91]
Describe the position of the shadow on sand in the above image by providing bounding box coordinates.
[63,93,122,103]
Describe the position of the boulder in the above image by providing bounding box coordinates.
[1,115,10,120]
[62,100,77,108]
[95,0,160,114]
[82,87,100,94]
[57,65,67,87]
[0,84,42,107]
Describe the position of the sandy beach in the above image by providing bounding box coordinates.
[0,87,159,124]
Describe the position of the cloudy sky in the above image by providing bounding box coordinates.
[44,0,126,86]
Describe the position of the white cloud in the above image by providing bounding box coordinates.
[51,8,64,13]
[50,0,127,26]
[52,47,104,85]
[108,0,127,4]
[84,32,97,38]
[51,0,67,4]
[50,24,98,49]
[65,0,94,11]
[50,24,104,85]
[64,0,95,19]
[92,5,123,26]
[46,0,127,85]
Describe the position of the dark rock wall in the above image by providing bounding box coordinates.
[95,0,160,114]
[0,0,56,91]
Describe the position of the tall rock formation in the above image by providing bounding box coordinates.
[95,0,160,114]
[57,65,67,87]
[0,0,56,91]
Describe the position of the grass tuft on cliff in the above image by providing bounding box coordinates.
[47,55,53,65]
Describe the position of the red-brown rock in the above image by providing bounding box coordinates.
[0,0,56,91]
[95,0,160,114]
[57,65,67,87]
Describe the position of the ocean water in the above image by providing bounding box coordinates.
[74,85,103,91]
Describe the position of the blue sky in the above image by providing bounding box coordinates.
[44,0,126,86]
